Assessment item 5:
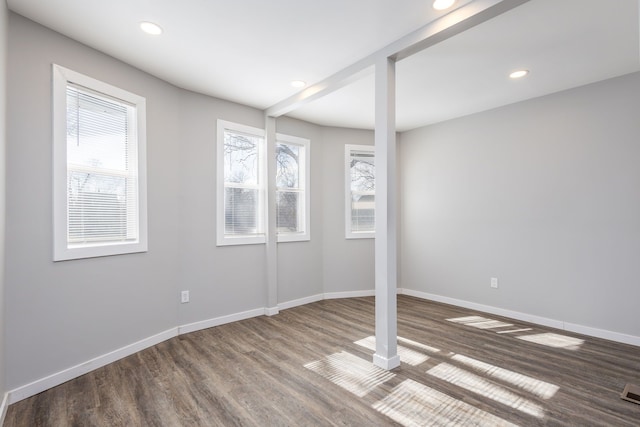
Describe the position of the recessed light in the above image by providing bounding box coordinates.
[291,80,307,88]
[140,21,163,35]
[509,69,529,79]
[433,0,456,10]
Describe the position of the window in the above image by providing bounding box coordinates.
[345,144,375,239]
[217,120,266,246]
[276,134,310,242]
[52,65,147,261]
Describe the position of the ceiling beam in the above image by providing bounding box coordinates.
[265,0,530,118]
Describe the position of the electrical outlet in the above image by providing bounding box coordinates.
[181,290,190,303]
[490,278,498,289]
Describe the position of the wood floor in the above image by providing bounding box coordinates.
[5,295,640,426]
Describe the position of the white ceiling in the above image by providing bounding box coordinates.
[7,0,640,131]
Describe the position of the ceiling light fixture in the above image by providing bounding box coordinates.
[291,80,307,88]
[433,0,456,10]
[509,69,529,79]
[140,21,163,35]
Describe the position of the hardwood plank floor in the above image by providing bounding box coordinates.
[5,296,640,426]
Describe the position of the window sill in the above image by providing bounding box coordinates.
[345,232,375,240]
[277,233,310,243]
[216,235,267,247]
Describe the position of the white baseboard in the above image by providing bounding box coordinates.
[373,353,401,370]
[178,307,266,335]
[278,290,377,311]
[265,306,280,316]
[278,290,376,311]
[13,286,636,408]
[9,307,270,404]
[399,288,640,347]
[324,290,375,299]
[0,392,8,426]
[399,288,564,329]
[278,293,323,311]
[6,292,373,404]
[7,304,283,405]
[563,322,640,347]
[8,328,178,404]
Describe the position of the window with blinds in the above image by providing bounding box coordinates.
[276,134,310,242]
[66,84,138,243]
[53,65,147,261]
[217,120,266,246]
[345,145,375,239]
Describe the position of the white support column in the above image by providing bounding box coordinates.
[373,56,400,370]
[265,115,279,316]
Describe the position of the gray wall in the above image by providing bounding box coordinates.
[6,14,182,389]
[400,71,640,337]
[321,127,375,294]
[275,116,324,303]
[5,13,373,393]
[1,0,8,402]
[176,89,268,326]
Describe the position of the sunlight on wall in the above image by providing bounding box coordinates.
[303,351,395,397]
[354,336,431,366]
[372,379,518,427]
[427,363,545,418]
[451,354,559,399]
[517,333,584,351]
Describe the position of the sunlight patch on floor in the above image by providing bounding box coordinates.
[372,379,518,427]
[397,336,440,354]
[448,315,584,351]
[305,337,552,425]
[354,336,430,366]
[304,351,395,397]
[447,316,513,330]
[451,354,559,399]
[427,363,545,418]
[517,333,584,350]
[496,328,533,334]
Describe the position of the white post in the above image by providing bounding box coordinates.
[265,115,279,316]
[373,56,400,370]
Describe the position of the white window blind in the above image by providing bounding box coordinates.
[346,145,375,238]
[276,134,310,242]
[66,84,139,244]
[223,130,262,235]
[217,120,266,246]
[53,64,147,261]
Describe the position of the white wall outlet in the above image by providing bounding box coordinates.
[490,278,498,289]
[181,290,190,303]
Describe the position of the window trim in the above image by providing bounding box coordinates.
[216,119,266,246]
[345,144,375,239]
[52,64,148,261]
[276,133,310,243]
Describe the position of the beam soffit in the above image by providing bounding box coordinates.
[265,0,531,118]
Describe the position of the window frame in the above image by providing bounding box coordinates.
[216,119,266,246]
[275,133,310,243]
[52,64,148,261]
[345,144,375,239]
